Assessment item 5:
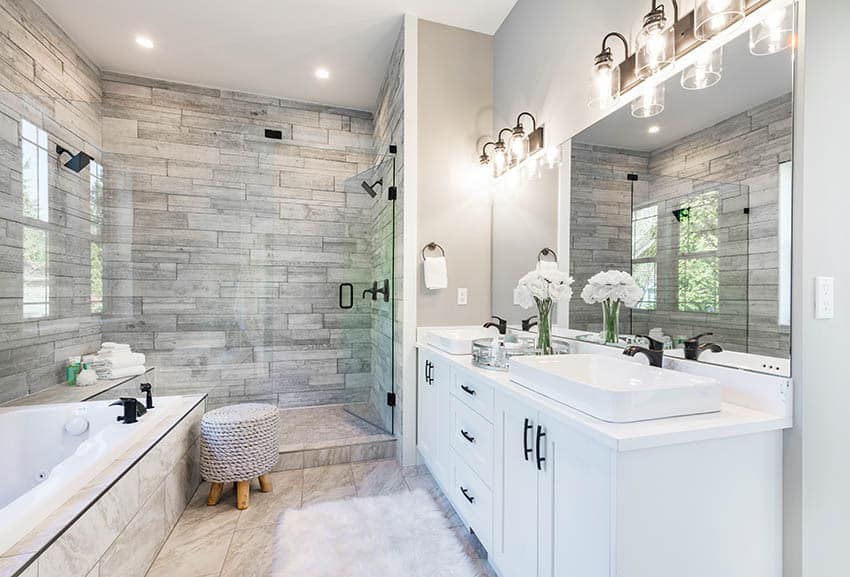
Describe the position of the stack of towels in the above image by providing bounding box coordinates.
[83,343,146,379]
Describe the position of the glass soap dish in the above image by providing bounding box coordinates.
[471,335,570,371]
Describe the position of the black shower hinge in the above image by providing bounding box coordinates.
[386,392,396,407]
[388,186,397,201]
[743,207,750,214]
[264,129,283,140]
[627,173,639,181]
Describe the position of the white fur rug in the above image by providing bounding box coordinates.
[272,489,479,577]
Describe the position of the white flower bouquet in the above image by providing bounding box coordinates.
[515,268,573,354]
[580,270,644,343]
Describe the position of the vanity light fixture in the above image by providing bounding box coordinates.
[681,46,723,89]
[588,32,629,110]
[631,83,665,119]
[750,4,794,55]
[478,118,545,178]
[635,0,679,80]
[510,112,543,164]
[694,0,745,41]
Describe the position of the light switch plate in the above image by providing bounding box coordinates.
[815,276,834,319]
[457,288,468,306]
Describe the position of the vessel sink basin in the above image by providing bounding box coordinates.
[419,326,501,355]
[509,354,721,422]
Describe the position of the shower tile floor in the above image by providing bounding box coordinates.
[143,461,496,577]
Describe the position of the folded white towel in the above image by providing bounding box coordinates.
[424,256,448,290]
[95,365,146,379]
[91,352,146,368]
[537,260,558,272]
[100,342,131,351]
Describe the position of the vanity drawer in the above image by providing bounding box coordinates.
[450,395,494,486]
[451,448,493,553]
[452,369,494,422]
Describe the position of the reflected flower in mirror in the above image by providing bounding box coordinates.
[516,268,573,355]
[581,271,645,344]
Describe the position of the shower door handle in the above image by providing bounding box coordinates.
[339,283,354,309]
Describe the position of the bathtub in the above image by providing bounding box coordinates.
[0,396,187,556]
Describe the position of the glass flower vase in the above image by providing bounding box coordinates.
[536,298,554,355]
[601,299,620,344]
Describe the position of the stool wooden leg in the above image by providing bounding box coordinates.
[207,482,223,506]
[236,480,250,510]
[258,474,273,493]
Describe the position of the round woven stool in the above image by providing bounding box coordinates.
[200,403,280,510]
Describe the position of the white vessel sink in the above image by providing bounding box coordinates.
[419,326,500,355]
[509,354,721,422]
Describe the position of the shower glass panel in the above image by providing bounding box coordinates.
[629,174,750,352]
[339,151,397,434]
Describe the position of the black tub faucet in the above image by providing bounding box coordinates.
[623,345,664,368]
[483,316,508,335]
[683,333,723,360]
[140,382,154,409]
[521,315,538,332]
[110,398,146,424]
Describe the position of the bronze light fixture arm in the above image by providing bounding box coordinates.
[599,31,630,61]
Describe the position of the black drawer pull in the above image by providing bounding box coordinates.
[523,418,533,461]
[460,486,475,504]
[536,425,547,471]
[460,384,476,396]
[460,429,476,443]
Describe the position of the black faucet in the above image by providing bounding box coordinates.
[140,382,154,409]
[362,279,390,302]
[635,334,665,351]
[521,315,538,332]
[683,333,723,360]
[483,316,508,335]
[110,397,146,424]
[623,345,664,368]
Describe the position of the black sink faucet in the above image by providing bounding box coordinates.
[683,333,723,360]
[110,397,146,424]
[483,316,508,335]
[140,382,154,409]
[635,334,665,351]
[623,345,664,368]
[521,315,538,332]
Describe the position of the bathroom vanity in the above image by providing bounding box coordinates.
[416,329,791,577]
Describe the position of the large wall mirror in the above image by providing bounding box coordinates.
[492,2,795,377]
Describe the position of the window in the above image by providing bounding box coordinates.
[21,119,49,222]
[23,226,49,318]
[677,190,719,313]
[631,205,658,310]
[90,161,104,313]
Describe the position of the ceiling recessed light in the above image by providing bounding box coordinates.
[315,67,330,80]
[135,35,155,49]
[648,125,660,134]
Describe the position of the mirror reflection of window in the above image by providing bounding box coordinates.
[777,161,792,326]
[89,161,104,314]
[23,226,49,318]
[677,190,720,313]
[631,205,658,310]
[21,119,49,222]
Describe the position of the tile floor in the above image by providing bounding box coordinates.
[144,460,496,577]
[277,405,394,453]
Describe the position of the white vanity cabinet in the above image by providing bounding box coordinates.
[417,349,451,486]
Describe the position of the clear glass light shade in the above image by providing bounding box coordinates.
[750,5,794,55]
[695,0,745,40]
[588,59,621,110]
[681,47,723,90]
[493,145,508,177]
[631,84,666,118]
[636,20,675,79]
[511,131,529,163]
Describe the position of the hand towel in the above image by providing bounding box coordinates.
[95,365,146,379]
[424,256,448,290]
[537,260,558,272]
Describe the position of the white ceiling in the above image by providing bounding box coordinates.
[574,31,794,152]
[35,0,518,112]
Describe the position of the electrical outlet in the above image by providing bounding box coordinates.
[815,276,834,319]
[457,288,468,306]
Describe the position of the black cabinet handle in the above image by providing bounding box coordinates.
[536,425,547,471]
[425,360,432,385]
[338,283,354,309]
[460,384,476,396]
[460,429,475,443]
[460,486,475,504]
[523,418,533,461]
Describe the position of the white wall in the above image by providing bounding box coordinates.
[417,19,494,326]
[495,0,850,575]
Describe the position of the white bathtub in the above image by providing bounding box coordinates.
[0,396,186,555]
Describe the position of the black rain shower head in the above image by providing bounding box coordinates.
[361,179,382,198]
[56,145,93,173]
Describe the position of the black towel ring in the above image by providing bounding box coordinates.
[422,242,446,261]
[538,248,558,262]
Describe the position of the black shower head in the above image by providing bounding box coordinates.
[361,179,382,198]
[56,145,93,173]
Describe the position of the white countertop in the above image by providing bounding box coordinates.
[418,342,791,452]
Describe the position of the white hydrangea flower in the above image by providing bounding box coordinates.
[581,270,644,308]
[515,268,574,309]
